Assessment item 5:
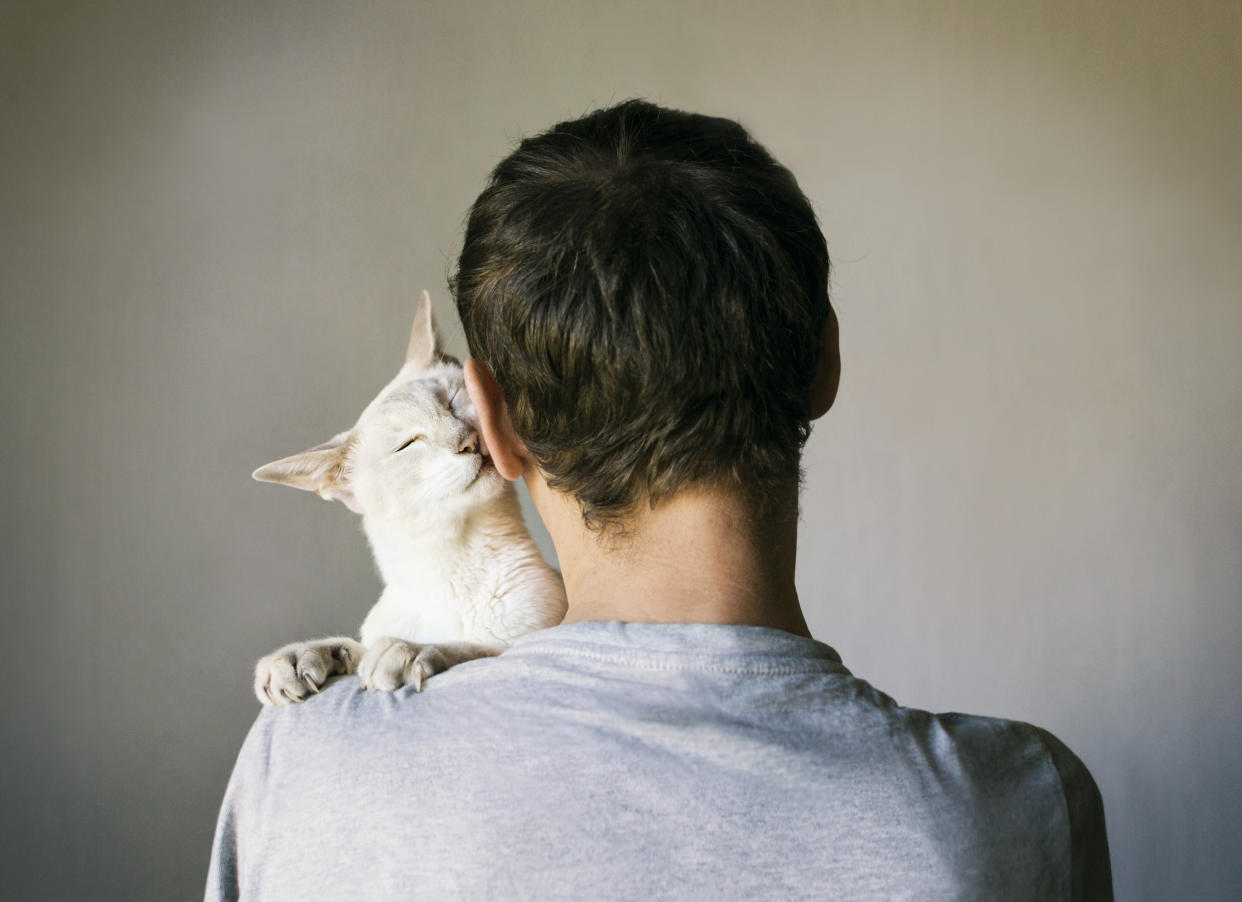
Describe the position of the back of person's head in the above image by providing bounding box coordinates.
[452,99,831,532]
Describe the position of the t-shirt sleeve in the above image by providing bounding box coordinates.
[1035,727,1114,902]
[204,712,274,902]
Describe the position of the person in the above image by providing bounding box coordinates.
[206,99,1112,900]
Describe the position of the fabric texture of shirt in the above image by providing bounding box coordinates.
[205,621,1112,901]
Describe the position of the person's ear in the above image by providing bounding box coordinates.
[463,358,529,481]
[809,303,841,420]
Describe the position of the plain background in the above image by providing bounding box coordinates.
[3,1,1239,899]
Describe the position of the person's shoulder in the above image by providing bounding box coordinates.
[846,688,1096,815]
[804,673,1095,803]
[237,655,510,746]
[933,710,1105,812]
[1025,723,1105,809]
[838,678,1059,763]
[916,706,1098,794]
[879,703,1113,898]
[933,707,1062,760]
[1025,724,1113,898]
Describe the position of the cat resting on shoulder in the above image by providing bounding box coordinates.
[251,291,566,705]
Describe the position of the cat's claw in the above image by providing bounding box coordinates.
[335,644,360,672]
[254,637,365,706]
[358,637,443,693]
[356,637,502,694]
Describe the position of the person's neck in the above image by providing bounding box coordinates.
[529,477,812,638]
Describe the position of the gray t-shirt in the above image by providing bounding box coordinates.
[205,621,1111,900]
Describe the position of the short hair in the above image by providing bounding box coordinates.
[452,99,831,530]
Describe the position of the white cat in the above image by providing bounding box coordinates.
[251,291,566,705]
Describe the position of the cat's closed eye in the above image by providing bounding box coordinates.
[395,436,425,453]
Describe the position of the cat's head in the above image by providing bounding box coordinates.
[252,291,505,520]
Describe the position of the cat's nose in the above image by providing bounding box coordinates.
[457,430,479,455]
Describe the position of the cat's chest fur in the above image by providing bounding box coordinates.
[359,491,564,647]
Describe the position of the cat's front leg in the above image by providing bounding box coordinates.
[254,637,366,706]
[357,637,503,693]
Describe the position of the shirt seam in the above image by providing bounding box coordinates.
[504,645,850,675]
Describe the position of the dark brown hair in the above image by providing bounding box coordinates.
[452,99,831,530]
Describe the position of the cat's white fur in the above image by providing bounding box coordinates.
[251,291,566,705]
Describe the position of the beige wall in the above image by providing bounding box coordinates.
[3,1,1239,898]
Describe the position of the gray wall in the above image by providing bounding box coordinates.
[3,1,1239,899]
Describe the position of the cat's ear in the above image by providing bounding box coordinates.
[405,289,441,369]
[252,430,362,513]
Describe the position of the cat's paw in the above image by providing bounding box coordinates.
[357,637,442,693]
[254,637,365,706]
[357,638,505,693]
